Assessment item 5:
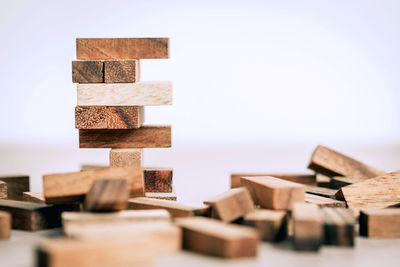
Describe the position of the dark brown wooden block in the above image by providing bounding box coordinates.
[0,175,29,200]
[83,179,129,211]
[0,181,7,199]
[292,203,322,251]
[72,60,103,83]
[104,60,139,83]
[321,208,355,246]
[360,209,400,238]
[144,168,173,193]
[305,186,338,199]
[0,211,11,239]
[231,173,316,188]
[243,209,287,242]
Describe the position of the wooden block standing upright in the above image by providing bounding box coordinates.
[109,148,142,167]
[321,208,355,246]
[0,175,29,200]
[292,203,322,251]
[72,61,103,83]
[231,173,316,188]
[144,168,173,192]
[83,179,129,211]
[359,209,400,238]
[104,60,139,83]
[0,181,7,199]
[240,176,305,210]
[0,211,11,239]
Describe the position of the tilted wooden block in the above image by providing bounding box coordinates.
[241,176,305,210]
[43,167,144,204]
[75,106,144,129]
[308,145,386,179]
[144,168,173,192]
[305,193,346,208]
[0,175,29,200]
[104,60,139,83]
[77,82,172,106]
[321,208,355,246]
[83,179,129,211]
[145,190,177,201]
[204,188,254,222]
[329,176,362,189]
[231,173,316,188]
[359,209,400,238]
[175,217,258,258]
[109,148,143,167]
[292,203,322,251]
[23,192,45,203]
[76,38,169,59]
[0,211,11,239]
[72,61,103,83]
[305,186,337,199]
[0,181,7,199]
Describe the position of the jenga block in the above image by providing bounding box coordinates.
[0,175,29,200]
[0,181,7,199]
[72,61,103,83]
[75,106,144,129]
[144,168,173,192]
[0,211,11,239]
[359,209,400,238]
[79,126,171,148]
[305,193,346,208]
[321,208,355,246]
[175,217,258,258]
[204,188,254,222]
[109,148,142,167]
[104,60,139,83]
[242,209,287,242]
[329,176,362,189]
[145,190,177,201]
[305,186,337,199]
[316,173,331,187]
[83,179,129,211]
[77,82,172,106]
[308,145,386,179]
[23,192,45,203]
[240,176,305,210]
[128,197,210,218]
[43,167,144,204]
[231,173,316,188]
[76,38,169,60]
[292,203,322,251]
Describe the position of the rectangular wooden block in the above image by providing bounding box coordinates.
[0,175,29,200]
[104,60,139,83]
[23,192,45,203]
[79,126,171,148]
[241,176,305,210]
[329,176,363,189]
[109,148,142,167]
[360,209,400,238]
[72,60,103,83]
[0,181,7,199]
[76,38,169,59]
[292,203,322,251]
[77,82,172,106]
[321,208,355,246]
[145,190,177,201]
[308,145,386,179]
[0,211,11,239]
[144,168,173,193]
[204,188,254,222]
[75,106,144,129]
[231,173,316,188]
[83,179,129,211]
[305,186,338,199]
[305,193,346,208]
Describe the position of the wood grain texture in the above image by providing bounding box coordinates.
[321,208,355,246]
[83,179,129,211]
[305,193,346,208]
[175,217,259,258]
[0,181,7,199]
[109,148,142,167]
[204,188,254,222]
[305,186,338,199]
[0,175,29,200]
[79,126,171,148]
[292,203,322,251]
[72,61,103,83]
[329,176,362,189]
[104,60,139,83]
[76,38,169,59]
[240,176,305,210]
[144,168,173,192]
[0,211,11,239]
[77,82,172,106]
[359,209,400,238]
[75,106,144,129]
[308,145,386,180]
[145,190,177,201]
[231,173,316,188]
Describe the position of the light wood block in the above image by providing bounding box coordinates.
[72,61,103,83]
[292,203,322,251]
[0,175,29,200]
[305,186,337,199]
[109,148,142,167]
[76,38,169,59]
[104,60,139,83]
[305,193,346,208]
[0,181,7,199]
[77,82,172,106]
[321,208,355,246]
[316,173,331,187]
[329,176,363,189]
[0,211,11,239]
[83,179,129,211]
[23,192,45,203]
[240,176,305,210]
[204,188,254,222]
[144,168,173,192]
[360,209,400,238]
[231,173,316,188]
[145,190,177,201]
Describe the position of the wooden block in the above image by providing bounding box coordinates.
[128,197,210,218]
[83,179,129,211]
[308,145,386,179]
[240,176,305,210]
[43,167,144,204]
[231,173,316,188]
[321,208,355,246]
[0,211,11,239]
[305,193,346,208]
[316,173,331,187]
[204,188,254,222]
[145,190,177,201]
[23,192,45,203]
[79,126,171,148]
[104,60,139,83]
[0,175,29,200]
[72,60,103,83]
[144,168,173,192]
[329,176,363,189]
[77,82,172,106]
[0,181,7,199]
[359,209,400,238]
[305,186,338,199]
[242,209,287,242]
[75,106,144,129]
[175,217,258,258]
[80,164,108,171]
[109,148,142,167]
[292,203,322,251]
[76,38,169,60]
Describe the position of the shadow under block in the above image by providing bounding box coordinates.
[204,188,254,222]
[0,175,29,200]
[308,145,386,180]
[305,186,337,199]
[43,167,144,204]
[83,179,129,211]
[231,173,316,188]
[75,106,144,129]
[77,82,172,106]
[359,209,400,238]
[79,126,171,148]
[305,193,346,208]
[109,148,142,167]
[145,190,177,201]
[175,217,258,258]
[0,181,7,199]
[0,211,11,239]
[72,61,103,83]
[144,168,173,192]
[104,60,139,83]
[292,203,322,251]
[329,176,363,189]
[321,208,355,246]
[240,176,305,210]
[76,38,169,60]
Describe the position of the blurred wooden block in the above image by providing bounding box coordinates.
[329,176,362,189]
[22,192,45,203]
[0,211,11,239]
[76,38,169,59]
[43,167,144,204]
[240,176,305,210]
[144,168,173,192]
[83,179,129,211]
[321,208,355,246]
[0,175,29,200]
[360,209,400,238]
[77,82,172,106]
[231,173,316,188]
[175,217,258,258]
[109,148,142,167]
[104,60,139,83]
[242,209,287,242]
[75,106,144,129]
[316,173,331,188]
[305,193,346,208]
[72,61,103,83]
[305,186,337,199]
[292,203,322,251]
[145,190,177,201]
[204,188,254,222]
[0,181,7,199]
[308,145,386,179]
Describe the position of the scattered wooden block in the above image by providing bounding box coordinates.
[329,176,362,189]
[0,211,11,239]
[240,176,305,210]
[242,209,287,242]
[359,209,400,238]
[321,208,355,246]
[79,126,171,148]
[305,186,337,199]
[104,60,139,83]
[308,145,386,180]
[75,106,144,129]
[231,173,316,188]
[72,60,103,83]
[77,82,172,106]
[175,217,258,258]
[109,148,142,167]
[22,192,45,203]
[43,167,144,204]
[0,181,7,199]
[76,38,169,59]
[305,193,346,208]
[144,168,173,192]
[145,190,177,201]
[292,203,322,251]
[204,188,254,222]
[0,175,29,200]
[83,179,129,211]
